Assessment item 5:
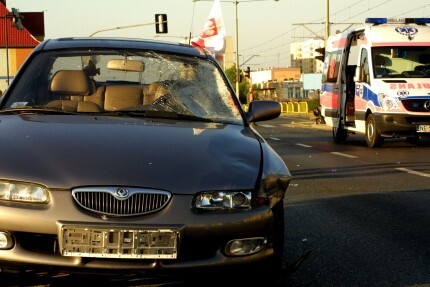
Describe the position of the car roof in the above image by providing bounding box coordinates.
[36,37,211,59]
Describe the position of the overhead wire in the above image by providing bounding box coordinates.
[241,0,430,68]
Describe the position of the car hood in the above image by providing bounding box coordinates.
[0,115,262,194]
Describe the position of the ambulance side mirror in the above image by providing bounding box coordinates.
[354,66,370,83]
[354,66,362,82]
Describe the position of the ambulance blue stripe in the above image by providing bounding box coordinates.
[362,85,380,107]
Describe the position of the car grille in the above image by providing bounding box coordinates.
[401,98,430,113]
[72,187,171,216]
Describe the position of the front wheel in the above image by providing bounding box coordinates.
[365,114,384,148]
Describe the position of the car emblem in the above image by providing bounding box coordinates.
[115,188,129,199]
[424,100,430,111]
[397,90,409,98]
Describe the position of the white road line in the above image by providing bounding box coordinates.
[296,143,312,148]
[269,137,281,141]
[331,152,358,158]
[396,167,430,178]
[259,124,276,128]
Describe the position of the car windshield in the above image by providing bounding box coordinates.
[2,49,243,124]
[372,46,430,78]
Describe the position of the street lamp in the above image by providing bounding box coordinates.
[193,0,278,98]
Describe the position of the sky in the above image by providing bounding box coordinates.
[6,0,430,69]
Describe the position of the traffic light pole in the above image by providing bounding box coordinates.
[89,15,168,37]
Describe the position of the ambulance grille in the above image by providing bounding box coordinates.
[401,99,430,113]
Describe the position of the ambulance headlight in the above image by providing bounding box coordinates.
[378,93,398,111]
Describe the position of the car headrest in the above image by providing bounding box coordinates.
[374,55,387,66]
[419,54,430,65]
[50,70,91,96]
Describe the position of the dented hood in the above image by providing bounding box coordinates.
[0,115,262,194]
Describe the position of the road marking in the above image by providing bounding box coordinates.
[259,124,276,128]
[331,152,358,158]
[296,143,312,148]
[269,137,281,141]
[396,167,430,178]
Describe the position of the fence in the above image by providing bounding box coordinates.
[242,101,308,114]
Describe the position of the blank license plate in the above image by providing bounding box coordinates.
[61,226,178,259]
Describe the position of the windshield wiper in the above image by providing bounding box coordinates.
[0,107,78,115]
[99,110,214,122]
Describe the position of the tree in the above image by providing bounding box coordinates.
[225,65,249,104]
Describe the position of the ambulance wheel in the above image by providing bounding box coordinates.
[365,114,384,148]
[333,126,348,143]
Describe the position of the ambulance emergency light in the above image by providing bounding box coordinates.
[365,18,430,25]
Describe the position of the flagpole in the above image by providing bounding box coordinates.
[192,0,278,100]
[235,0,240,98]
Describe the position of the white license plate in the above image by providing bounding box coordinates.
[416,125,430,133]
[61,226,178,259]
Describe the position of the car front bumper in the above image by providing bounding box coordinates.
[0,190,278,273]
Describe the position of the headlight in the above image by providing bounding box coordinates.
[0,181,50,203]
[194,191,251,210]
[378,93,399,111]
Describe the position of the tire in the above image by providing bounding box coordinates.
[365,114,384,148]
[260,200,287,286]
[333,126,348,143]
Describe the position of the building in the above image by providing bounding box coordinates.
[221,35,235,69]
[250,67,301,101]
[0,0,44,92]
[290,38,324,74]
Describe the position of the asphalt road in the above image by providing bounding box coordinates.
[256,114,430,287]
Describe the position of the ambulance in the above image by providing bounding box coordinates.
[319,18,430,147]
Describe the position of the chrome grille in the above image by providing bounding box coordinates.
[72,187,171,216]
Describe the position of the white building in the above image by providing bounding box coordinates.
[290,39,325,74]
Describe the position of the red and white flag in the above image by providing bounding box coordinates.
[191,0,226,54]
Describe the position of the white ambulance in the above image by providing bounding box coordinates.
[319,18,430,147]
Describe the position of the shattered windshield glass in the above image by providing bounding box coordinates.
[2,49,243,124]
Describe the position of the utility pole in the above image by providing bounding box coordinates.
[325,0,330,42]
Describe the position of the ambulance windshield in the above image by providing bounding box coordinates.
[372,47,430,78]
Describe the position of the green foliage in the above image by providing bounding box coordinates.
[224,65,249,103]
[225,66,236,85]
[239,81,250,104]
[306,98,320,112]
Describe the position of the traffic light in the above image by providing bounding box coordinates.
[10,8,24,31]
[155,14,168,34]
[315,47,325,62]
[245,66,251,78]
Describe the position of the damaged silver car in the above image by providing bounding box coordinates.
[0,37,291,283]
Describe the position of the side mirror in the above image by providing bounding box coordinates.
[246,100,281,123]
[354,66,362,82]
